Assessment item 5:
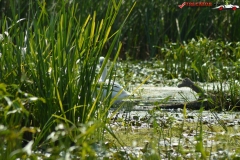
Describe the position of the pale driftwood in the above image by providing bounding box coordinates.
[154,78,224,110]
[175,78,240,111]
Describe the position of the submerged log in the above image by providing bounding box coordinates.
[155,100,213,110]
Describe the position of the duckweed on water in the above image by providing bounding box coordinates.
[104,109,240,159]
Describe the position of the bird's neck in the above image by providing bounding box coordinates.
[190,84,204,95]
[101,66,107,81]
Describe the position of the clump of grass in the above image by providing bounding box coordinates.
[0,0,136,158]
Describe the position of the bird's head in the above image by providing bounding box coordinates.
[99,56,105,67]
[178,78,194,88]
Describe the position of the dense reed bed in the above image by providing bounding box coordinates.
[1,0,240,59]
